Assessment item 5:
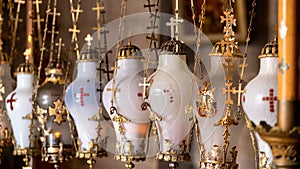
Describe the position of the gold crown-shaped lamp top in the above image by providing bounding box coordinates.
[258,37,278,58]
[78,34,99,62]
[45,59,65,76]
[118,41,143,59]
[209,10,243,58]
[15,49,35,74]
[160,38,186,55]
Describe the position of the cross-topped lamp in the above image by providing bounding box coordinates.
[197,0,252,168]
[65,34,108,169]
[103,39,152,169]
[5,48,37,169]
[35,37,75,169]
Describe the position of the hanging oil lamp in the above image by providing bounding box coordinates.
[242,37,278,168]
[65,34,107,168]
[5,49,37,168]
[35,38,75,168]
[197,1,255,168]
[147,36,197,168]
[102,40,151,169]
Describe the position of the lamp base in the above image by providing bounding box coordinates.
[256,123,300,169]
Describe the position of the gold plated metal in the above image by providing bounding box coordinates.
[209,9,243,58]
[197,82,216,118]
[69,0,82,60]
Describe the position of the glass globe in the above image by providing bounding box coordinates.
[102,41,151,167]
[65,39,108,162]
[36,58,75,164]
[148,39,198,166]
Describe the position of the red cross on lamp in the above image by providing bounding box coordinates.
[242,37,278,168]
[65,34,108,168]
[5,49,38,168]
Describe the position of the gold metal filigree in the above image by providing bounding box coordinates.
[198,82,216,118]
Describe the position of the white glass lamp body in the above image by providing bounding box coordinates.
[103,58,150,159]
[148,53,196,158]
[65,61,105,151]
[6,73,33,149]
[242,57,278,166]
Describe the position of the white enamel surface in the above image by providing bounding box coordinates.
[103,58,150,155]
[6,74,33,148]
[242,57,278,166]
[65,61,101,150]
[148,54,196,153]
[242,57,278,126]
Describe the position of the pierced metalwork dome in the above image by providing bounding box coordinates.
[118,42,143,59]
[16,62,35,74]
[160,38,186,55]
[258,38,278,58]
[45,59,65,76]
[78,50,98,62]
[209,40,243,58]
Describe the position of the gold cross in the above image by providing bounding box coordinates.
[234,81,245,106]
[222,82,236,105]
[107,84,120,104]
[222,58,234,80]
[239,58,248,79]
[138,77,151,99]
[49,99,68,125]
[55,38,65,60]
[220,10,236,41]
[68,24,80,43]
[23,48,31,64]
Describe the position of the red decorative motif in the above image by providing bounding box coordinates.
[75,87,90,106]
[7,92,17,111]
[137,92,143,97]
[262,89,277,113]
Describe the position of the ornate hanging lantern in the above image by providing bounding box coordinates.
[5,49,37,168]
[102,40,151,169]
[196,1,256,168]
[35,38,75,167]
[147,37,197,169]
[242,38,278,168]
[65,34,107,168]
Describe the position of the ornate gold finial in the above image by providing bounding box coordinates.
[15,49,35,74]
[209,4,243,58]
